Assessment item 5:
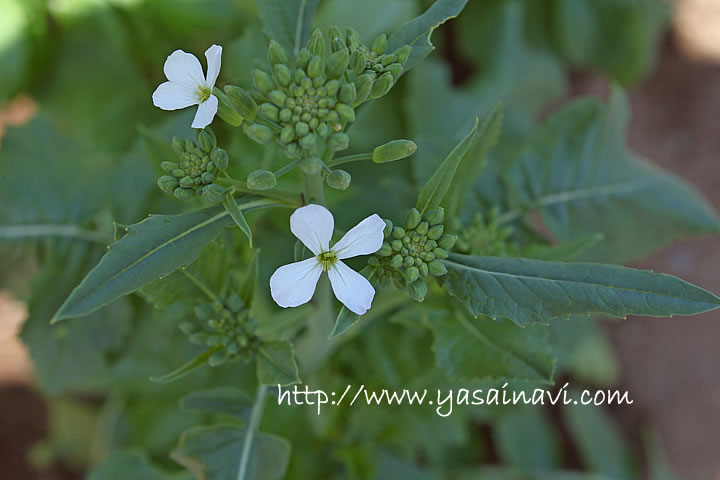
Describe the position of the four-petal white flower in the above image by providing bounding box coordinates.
[270,204,386,315]
[152,44,222,129]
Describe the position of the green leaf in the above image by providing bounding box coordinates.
[224,193,253,246]
[387,0,469,72]
[415,117,479,215]
[314,0,419,43]
[441,253,720,326]
[257,0,320,55]
[519,234,605,262]
[329,266,376,338]
[88,449,183,480]
[422,309,555,383]
[180,387,254,420]
[503,88,720,262]
[150,346,221,384]
[256,341,300,386]
[53,207,232,322]
[171,425,291,480]
[494,406,561,470]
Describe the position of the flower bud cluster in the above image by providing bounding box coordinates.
[179,292,259,367]
[455,209,513,256]
[342,28,411,104]
[369,207,456,302]
[247,31,356,158]
[157,127,229,202]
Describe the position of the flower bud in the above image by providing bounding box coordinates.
[307,29,325,57]
[391,254,403,268]
[350,49,366,74]
[247,169,277,190]
[373,139,417,163]
[202,183,225,203]
[208,350,228,367]
[377,242,392,257]
[267,40,289,66]
[370,72,393,98]
[174,187,195,200]
[335,103,355,123]
[296,47,312,69]
[428,260,447,277]
[438,234,457,250]
[300,156,323,174]
[160,161,178,173]
[420,251,435,263]
[427,224,444,240]
[299,132,316,150]
[272,64,292,87]
[338,83,356,104]
[259,103,279,122]
[385,63,403,78]
[326,49,349,79]
[201,172,215,184]
[371,34,387,55]
[252,69,275,95]
[307,56,324,78]
[425,207,444,225]
[391,239,402,251]
[197,130,215,152]
[172,137,186,155]
[416,221,429,235]
[211,148,229,170]
[368,256,380,266]
[353,73,373,106]
[327,133,349,152]
[326,169,351,190]
[406,208,422,230]
[213,89,243,127]
[392,226,405,239]
[280,125,295,144]
[329,25,344,43]
[383,219,393,239]
[268,90,287,107]
[225,86,257,121]
[245,124,274,144]
[179,176,195,188]
[395,45,412,64]
[433,248,449,259]
[406,266,420,283]
[346,28,362,48]
[157,175,179,194]
[407,278,427,302]
[185,139,197,153]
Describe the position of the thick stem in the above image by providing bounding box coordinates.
[302,171,326,205]
[236,384,268,480]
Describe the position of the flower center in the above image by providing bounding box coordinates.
[196,85,212,103]
[317,251,338,272]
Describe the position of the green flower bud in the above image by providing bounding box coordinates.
[295,121,310,136]
[350,49,366,74]
[201,172,215,185]
[391,254,403,268]
[185,138,196,154]
[171,168,185,178]
[415,221,428,236]
[427,224,444,240]
[300,156,323,174]
[307,56,324,78]
[433,247,449,259]
[391,239,403,251]
[172,136,185,155]
[280,125,295,144]
[225,85,258,121]
[259,103,279,122]
[160,161,178,173]
[424,208,445,226]
[371,33,387,55]
[368,256,380,266]
[213,88,244,127]
[370,72,393,98]
[247,170,277,190]
[245,124,274,145]
[325,79,340,96]
[407,278,427,302]
[268,40,289,66]
[383,219,393,239]
[252,69,275,95]
[326,169,351,190]
[179,176,195,188]
[327,133,349,152]
[211,148,229,170]
[326,49,349,79]
[395,45,412,64]
[299,132,316,150]
[208,350,228,367]
[335,103,355,123]
[420,251,435,263]
[307,29,325,57]
[392,226,405,239]
[188,332,207,345]
[428,260,447,276]
[353,73,373,106]
[202,183,225,203]
[329,25,344,44]
[385,63,403,78]
[373,139,417,163]
[268,90,287,107]
[338,83,357,104]
[403,211,418,232]
[438,234,457,250]
[377,242,392,257]
[174,187,195,200]
[406,266,420,283]
[346,28,362,48]
[157,175,179,193]
[419,263,429,277]
[296,47,312,69]
[273,64,292,87]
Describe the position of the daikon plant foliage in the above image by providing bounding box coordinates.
[0,0,712,479]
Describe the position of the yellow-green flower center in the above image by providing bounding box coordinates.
[197,85,212,103]
[317,251,338,272]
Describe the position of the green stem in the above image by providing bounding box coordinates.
[302,171,326,205]
[274,159,301,178]
[215,178,302,205]
[327,152,372,167]
[236,384,268,480]
[180,268,218,302]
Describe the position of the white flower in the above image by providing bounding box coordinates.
[152,44,222,129]
[270,204,386,316]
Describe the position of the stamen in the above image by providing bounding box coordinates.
[317,251,338,272]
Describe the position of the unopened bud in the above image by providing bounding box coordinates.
[211,148,229,170]
[174,187,195,200]
[280,125,295,144]
[268,90,287,107]
[326,49,349,79]
[208,350,228,367]
[326,169,351,190]
[299,132,316,150]
[273,64,292,87]
[160,161,178,173]
[247,169,277,190]
[433,248,449,260]
[300,156,323,174]
[225,86,257,121]
[370,72,393,98]
[373,139,417,163]
[327,133,349,152]
[371,34,387,55]
[202,183,225,203]
[395,45,412,64]
[353,73,373,106]
[424,208,445,226]
[245,124,274,144]
[197,130,215,152]
[259,103,279,122]
[407,278,427,302]
[296,48,312,69]
[213,89,243,127]
[383,219,393,239]
[392,226,405,239]
[406,266,420,283]
[350,49,366,74]
[335,103,355,123]
[267,40,288,66]
[346,28,362,48]
[338,83,356,104]
[157,176,179,194]
[252,69,275,95]
[428,260,447,276]
[391,254,403,268]
[307,29,325,57]
[438,234,457,250]
[377,242,392,257]
[307,56,324,78]
[406,208,422,230]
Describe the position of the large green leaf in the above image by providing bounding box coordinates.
[386,0,468,72]
[422,309,555,383]
[504,88,720,262]
[441,253,720,325]
[257,0,320,55]
[314,0,418,44]
[53,207,232,322]
[256,340,300,386]
[171,425,291,480]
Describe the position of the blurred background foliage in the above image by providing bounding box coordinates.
[0,0,703,479]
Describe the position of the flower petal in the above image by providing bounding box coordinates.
[152,82,198,110]
[328,260,375,315]
[205,44,222,88]
[191,95,218,128]
[163,49,205,91]
[332,214,385,259]
[270,258,323,308]
[290,204,334,255]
